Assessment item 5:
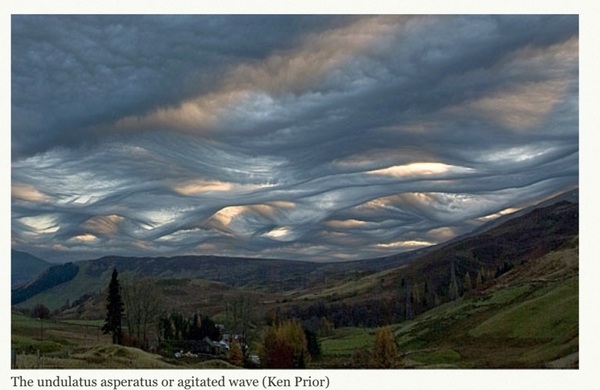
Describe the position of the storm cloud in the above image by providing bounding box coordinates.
[11,15,578,262]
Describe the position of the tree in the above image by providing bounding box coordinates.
[423,280,431,309]
[226,296,253,334]
[304,328,321,361]
[32,303,51,343]
[475,269,483,290]
[317,317,334,337]
[463,272,472,292]
[225,295,259,355]
[199,315,220,341]
[372,327,398,368]
[259,319,310,368]
[229,340,245,367]
[31,303,51,320]
[351,348,373,368]
[102,268,124,345]
[448,260,459,301]
[158,312,220,343]
[412,283,421,307]
[405,285,414,321]
[121,278,163,348]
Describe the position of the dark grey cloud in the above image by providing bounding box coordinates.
[11,15,355,157]
[11,15,578,262]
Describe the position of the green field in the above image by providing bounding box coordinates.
[313,274,578,368]
[11,311,241,369]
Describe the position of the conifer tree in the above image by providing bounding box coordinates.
[405,285,414,320]
[102,268,124,345]
[412,282,421,311]
[448,260,459,301]
[475,269,483,290]
[464,272,472,292]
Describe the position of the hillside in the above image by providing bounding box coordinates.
[11,199,579,368]
[394,238,579,368]
[314,238,578,368]
[11,247,418,312]
[463,187,578,238]
[12,194,578,317]
[12,263,79,306]
[11,250,51,288]
[12,256,319,311]
[273,200,578,328]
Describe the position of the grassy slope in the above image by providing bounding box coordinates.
[396,278,578,368]
[11,311,239,369]
[15,263,272,319]
[317,243,578,368]
[14,262,111,310]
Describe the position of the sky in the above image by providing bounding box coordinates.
[11,15,579,263]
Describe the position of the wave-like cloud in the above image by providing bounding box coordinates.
[11,15,578,262]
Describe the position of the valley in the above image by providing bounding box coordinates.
[11,197,579,369]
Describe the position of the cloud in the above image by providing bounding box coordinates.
[11,15,578,262]
[112,16,403,136]
[12,183,50,203]
[82,215,125,237]
[366,162,474,178]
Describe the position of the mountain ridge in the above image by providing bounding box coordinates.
[12,189,579,313]
[11,250,51,288]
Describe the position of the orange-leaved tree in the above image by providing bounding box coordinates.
[259,319,310,368]
[372,326,398,368]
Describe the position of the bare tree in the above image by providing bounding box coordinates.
[121,278,164,348]
[225,295,259,352]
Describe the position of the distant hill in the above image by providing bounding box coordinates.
[277,199,578,328]
[465,187,578,238]
[12,193,578,316]
[11,250,51,288]
[10,242,423,311]
[11,262,79,305]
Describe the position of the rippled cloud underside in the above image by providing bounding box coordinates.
[11,15,578,262]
